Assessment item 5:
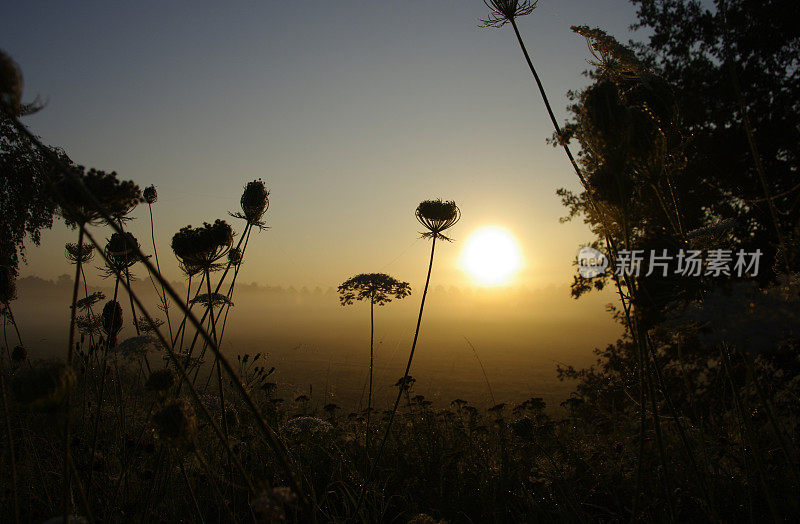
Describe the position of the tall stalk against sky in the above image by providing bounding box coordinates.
[143,185,174,341]
[482,0,588,186]
[338,273,411,455]
[359,199,459,512]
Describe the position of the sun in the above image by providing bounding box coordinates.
[459,226,523,286]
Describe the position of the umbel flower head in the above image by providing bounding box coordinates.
[416,199,460,241]
[232,179,270,227]
[65,242,94,265]
[103,232,144,275]
[171,220,234,271]
[0,49,23,116]
[228,247,243,266]
[338,273,411,306]
[152,398,197,449]
[102,300,123,344]
[54,166,142,227]
[73,291,105,312]
[481,0,538,28]
[143,185,157,204]
[0,265,16,303]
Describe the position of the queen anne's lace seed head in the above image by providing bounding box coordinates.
[171,220,234,272]
[143,185,157,204]
[481,0,538,28]
[416,199,460,241]
[65,242,94,265]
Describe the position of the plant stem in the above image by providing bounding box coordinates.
[63,226,85,521]
[357,235,437,514]
[148,202,174,341]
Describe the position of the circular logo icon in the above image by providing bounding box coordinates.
[577,247,608,278]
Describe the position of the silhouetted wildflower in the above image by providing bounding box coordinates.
[103,232,144,275]
[113,335,159,361]
[481,0,538,28]
[102,300,123,345]
[394,375,416,391]
[65,242,94,265]
[171,220,234,271]
[338,273,411,306]
[416,199,460,241]
[228,246,243,266]
[190,293,233,308]
[55,166,141,227]
[76,315,102,335]
[138,316,164,334]
[232,178,270,227]
[143,184,157,204]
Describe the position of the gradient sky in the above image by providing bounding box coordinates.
[3,0,645,290]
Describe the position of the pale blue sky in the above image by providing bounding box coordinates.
[3,1,646,289]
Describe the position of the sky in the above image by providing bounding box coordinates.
[3,0,647,291]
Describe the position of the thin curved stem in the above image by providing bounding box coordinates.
[357,235,437,514]
[148,202,174,342]
[64,226,84,521]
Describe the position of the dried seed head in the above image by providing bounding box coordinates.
[415,199,460,240]
[239,179,270,225]
[102,300,123,342]
[0,49,23,116]
[152,398,196,449]
[143,185,157,204]
[65,242,94,265]
[171,220,234,270]
[11,361,75,411]
[228,247,243,266]
[481,0,538,28]
[104,232,143,273]
[55,167,142,227]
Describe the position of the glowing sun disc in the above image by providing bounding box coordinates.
[460,226,523,285]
